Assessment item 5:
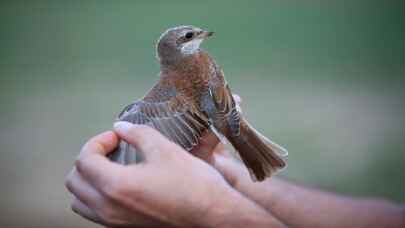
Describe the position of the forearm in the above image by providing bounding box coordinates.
[237,176,405,228]
[214,156,404,228]
[264,178,404,228]
[205,187,286,228]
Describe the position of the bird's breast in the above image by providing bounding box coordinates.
[167,54,215,93]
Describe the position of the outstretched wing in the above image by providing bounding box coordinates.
[118,93,210,151]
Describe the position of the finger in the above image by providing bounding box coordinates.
[212,143,233,158]
[80,131,119,157]
[76,132,124,189]
[72,197,103,225]
[213,154,252,188]
[213,143,227,155]
[113,121,178,161]
[212,154,244,187]
[65,167,103,208]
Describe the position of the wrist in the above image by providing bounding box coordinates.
[217,156,284,210]
[203,185,285,228]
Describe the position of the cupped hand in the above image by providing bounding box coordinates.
[65,123,249,228]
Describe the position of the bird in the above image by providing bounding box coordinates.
[109,25,288,181]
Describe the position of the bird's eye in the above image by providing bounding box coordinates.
[185,32,194,39]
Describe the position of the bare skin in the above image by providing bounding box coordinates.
[212,154,405,228]
[66,125,405,228]
[198,96,405,228]
[65,126,286,228]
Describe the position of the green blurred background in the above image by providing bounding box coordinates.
[1,1,404,227]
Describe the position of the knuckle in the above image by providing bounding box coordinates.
[97,207,116,224]
[101,172,144,206]
[64,169,78,193]
[100,174,129,202]
[74,156,84,172]
[74,155,88,174]
[101,184,120,200]
[96,205,125,226]
[64,175,73,191]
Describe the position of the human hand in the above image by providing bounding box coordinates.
[193,97,405,228]
[193,93,284,212]
[65,123,285,228]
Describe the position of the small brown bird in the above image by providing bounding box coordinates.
[109,25,288,181]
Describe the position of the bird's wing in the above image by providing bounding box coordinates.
[209,84,241,136]
[118,94,210,151]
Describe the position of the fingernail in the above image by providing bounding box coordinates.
[114,121,133,133]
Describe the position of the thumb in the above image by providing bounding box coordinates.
[113,121,178,162]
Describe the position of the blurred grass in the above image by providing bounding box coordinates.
[0,1,404,227]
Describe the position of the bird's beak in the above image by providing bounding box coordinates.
[199,31,214,39]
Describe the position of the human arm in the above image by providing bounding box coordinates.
[194,94,405,228]
[212,153,405,228]
[65,122,286,228]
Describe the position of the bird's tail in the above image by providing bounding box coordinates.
[227,118,288,181]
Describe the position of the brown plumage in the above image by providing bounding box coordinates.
[109,25,288,181]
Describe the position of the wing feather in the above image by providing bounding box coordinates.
[117,94,209,152]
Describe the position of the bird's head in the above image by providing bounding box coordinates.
[156,25,214,65]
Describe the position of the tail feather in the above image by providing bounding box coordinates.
[227,118,287,181]
[246,120,289,157]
